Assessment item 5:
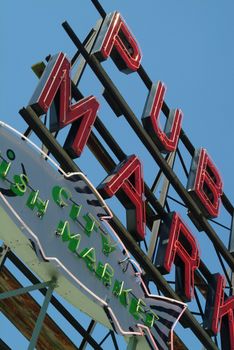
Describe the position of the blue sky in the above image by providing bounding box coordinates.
[0,1,234,349]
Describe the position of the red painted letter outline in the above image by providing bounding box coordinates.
[92,12,142,73]
[142,81,183,153]
[204,274,234,349]
[187,148,223,218]
[155,212,200,301]
[97,155,146,241]
[28,52,99,158]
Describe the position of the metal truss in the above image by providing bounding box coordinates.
[0,250,124,350]
[1,0,233,349]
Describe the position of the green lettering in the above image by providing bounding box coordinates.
[56,220,72,241]
[112,280,124,296]
[52,186,71,207]
[129,298,146,321]
[79,247,96,271]
[101,234,116,256]
[144,311,159,328]
[112,280,132,307]
[56,220,80,252]
[0,159,11,179]
[96,262,114,287]
[26,190,49,218]
[69,204,82,221]
[68,235,81,253]
[83,213,100,237]
[10,174,28,196]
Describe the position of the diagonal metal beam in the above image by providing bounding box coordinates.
[110,331,120,350]
[61,21,234,272]
[0,280,52,300]
[79,320,96,350]
[0,245,9,270]
[0,266,79,350]
[7,251,102,350]
[229,213,234,296]
[147,151,176,260]
[28,279,56,350]
[0,339,11,350]
[90,0,233,218]
[72,28,99,86]
[19,104,218,350]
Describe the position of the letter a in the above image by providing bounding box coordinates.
[98,155,145,241]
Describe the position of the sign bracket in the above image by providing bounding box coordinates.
[28,278,56,350]
[0,279,55,301]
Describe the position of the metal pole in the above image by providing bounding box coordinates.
[0,245,9,270]
[0,280,52,300]
[79,320,96,350]
[147,151,176,260]
[28,279,56,350]
[229,212,234,296]
[61,21,234,271]
[20,98,219,350]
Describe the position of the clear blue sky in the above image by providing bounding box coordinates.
[0,1,234,349]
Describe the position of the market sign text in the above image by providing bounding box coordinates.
[27,11,233,349]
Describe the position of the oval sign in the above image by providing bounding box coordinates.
[0,122,186,350]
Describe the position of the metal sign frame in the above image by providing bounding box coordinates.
[0,0,233,349]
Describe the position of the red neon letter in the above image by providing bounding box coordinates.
[204,274,234,349]
[142,81,183,153]
[187,148,223,218]
[28,52,99,158]
[155,212,200,301]
[92,12,142,73]
[98,155,146,241]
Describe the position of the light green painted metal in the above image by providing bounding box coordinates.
[0,245,9,268]
[28,278,56,350]
[0,280,52,300]
[126,336,138,350]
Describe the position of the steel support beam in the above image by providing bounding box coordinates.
[0,266,79,350]
[73,28,99,86]
[28,279,56,350]
[90,0,234,216]
[7,251,102,350]
[0,245,9,270]
[110,215,219,350]
[19,105,218,350]
[148,151,176,260]
[61,21,234,272]
[79,320,96,350]
[229,213,234,296]
[13,2,232,349]
[0,280,52,300]
[0,339,11,350]
[19,107,80,174]
[63,88,223,291]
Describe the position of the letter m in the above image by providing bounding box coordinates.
[28,52,99,158]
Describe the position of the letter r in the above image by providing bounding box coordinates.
[155,212,200,301]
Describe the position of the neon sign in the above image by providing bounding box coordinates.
[0,123,186,350]
[20,9,233,349]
